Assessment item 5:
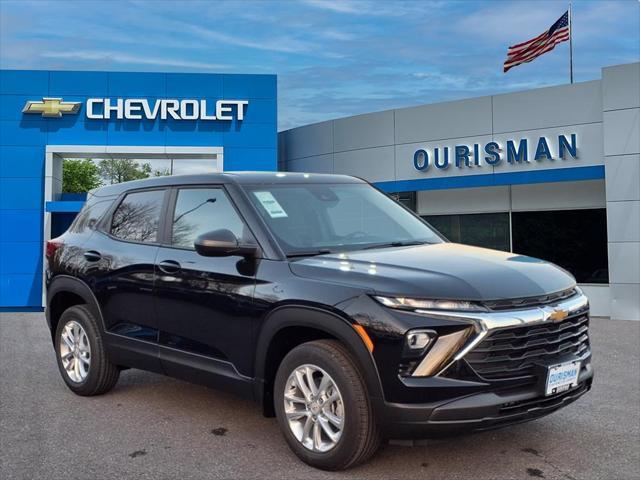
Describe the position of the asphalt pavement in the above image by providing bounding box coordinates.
[0,313,638,480]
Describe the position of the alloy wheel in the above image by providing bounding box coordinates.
[284,364,344,453]
[59,320,91,383]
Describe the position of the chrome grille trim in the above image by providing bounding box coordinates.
[410,292,589,377]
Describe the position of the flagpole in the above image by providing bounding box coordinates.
[569,2,574,84]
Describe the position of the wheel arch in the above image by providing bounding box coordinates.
[254,305,384,417]
[46,275,105,341]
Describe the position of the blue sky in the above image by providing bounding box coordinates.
[1,0,638,130]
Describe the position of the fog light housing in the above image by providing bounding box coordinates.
[403,329,436,357]
[407,331,431,349]
[411,327,476,377]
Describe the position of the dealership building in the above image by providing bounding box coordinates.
[280,62,640,321]
[0,62,638,320]
[0,70,277,309]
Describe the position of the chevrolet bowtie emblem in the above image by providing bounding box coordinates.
[22,98,81,118]
[549,308,569,322]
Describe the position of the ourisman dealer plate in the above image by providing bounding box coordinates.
[545,361,581,396]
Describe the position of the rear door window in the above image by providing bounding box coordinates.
[110,190,165,243]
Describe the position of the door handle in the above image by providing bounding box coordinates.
[158,260,181,274]
[83,250,102,262]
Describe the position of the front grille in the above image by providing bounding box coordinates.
[483,288,577,311]
[465,313,590,381]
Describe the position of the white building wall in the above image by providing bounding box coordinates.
[602,63,640,321]
[417,186,510,216]
[417,181,606,216]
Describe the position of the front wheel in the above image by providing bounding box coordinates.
[54,305,120,396]
[274,340,381,470]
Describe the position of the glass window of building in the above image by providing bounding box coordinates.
[423,213,511,252]
[390,191,416,211]
[512,209,609,284]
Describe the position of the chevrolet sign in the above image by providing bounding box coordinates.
[22,98,82,118]
[86,98,248,121]
[22,97,249,121]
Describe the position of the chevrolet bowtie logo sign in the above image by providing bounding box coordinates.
[22,98,82,118]
[549,308,569,323]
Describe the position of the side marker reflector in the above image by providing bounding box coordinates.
[353,324,374,353]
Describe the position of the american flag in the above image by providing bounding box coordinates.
[504,11,570,73]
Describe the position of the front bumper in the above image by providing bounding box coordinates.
[378,362,593,439]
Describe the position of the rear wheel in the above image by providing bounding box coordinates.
[54,305,119,396]
[274,339,381,470]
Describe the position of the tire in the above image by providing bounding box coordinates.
[54,304,120,396]
[274,339,381,471]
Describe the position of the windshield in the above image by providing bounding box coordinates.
[243,183,443,255]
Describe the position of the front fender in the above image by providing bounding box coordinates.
[253,304,385,413]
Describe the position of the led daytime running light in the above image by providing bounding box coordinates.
[375,296,487,312]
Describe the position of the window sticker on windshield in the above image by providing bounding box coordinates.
[253,191,288,218]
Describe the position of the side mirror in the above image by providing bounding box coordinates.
[194,229,259,258]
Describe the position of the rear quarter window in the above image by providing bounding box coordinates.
[69,198,115,233]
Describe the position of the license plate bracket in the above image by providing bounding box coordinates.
[545,361,581,396]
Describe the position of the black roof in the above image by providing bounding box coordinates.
[91,171,364,197]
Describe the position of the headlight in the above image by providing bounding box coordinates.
[374,296,488,312]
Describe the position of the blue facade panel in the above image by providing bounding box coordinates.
[0,119,48,146]
[107,72,167,97]
[49,71,109,96]
[0,95,37,120]
[222,74,276,98]
[166,73,224,97]
[0,178,43,210]
[0,242,42,274]
[0,70,49,95]
[0,210,42,242]
[0,146,45,177]
[0,69,277,308]
[224,148,278,171]
[0,273,43,307]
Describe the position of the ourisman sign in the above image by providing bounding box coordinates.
[413,134,578,172]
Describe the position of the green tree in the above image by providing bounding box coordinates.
[62,159,102,193]
[98,158,157,184]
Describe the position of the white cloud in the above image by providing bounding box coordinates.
[302,0,440,16]
[41,50,226,70]
[171,21,316,54]
[302,0,364,14]
[319,29,356,41]
[456,0,639,47]
[456,3,562,44]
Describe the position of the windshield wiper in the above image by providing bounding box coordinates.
[360,240,432,250]
[286,249,333,258]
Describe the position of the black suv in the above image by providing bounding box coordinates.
[46,172,592,470]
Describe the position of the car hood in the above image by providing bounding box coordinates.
[288,243,575,301]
